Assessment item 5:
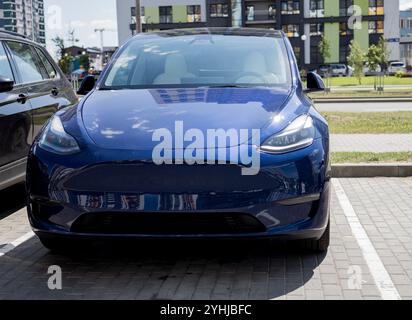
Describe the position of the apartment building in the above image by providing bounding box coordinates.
[400,9,412,67]
[0,0,45,44]
[116,0,400,68]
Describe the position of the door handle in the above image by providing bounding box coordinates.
[51,88,59,96]
[17,93,28,104]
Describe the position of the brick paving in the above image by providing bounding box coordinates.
[331,134,412,153]
[0,178,411,300]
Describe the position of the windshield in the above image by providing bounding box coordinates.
[102,34,291,89]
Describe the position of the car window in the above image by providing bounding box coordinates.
[35,47,58,79]
[6,41,44,83]
[0,42,14,81]
[104,35,291,89]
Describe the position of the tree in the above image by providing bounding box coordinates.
[367,37,390,72]
[318,36,331,64]
[347,40,365,85]
[377,37,390,71]
[366,44,381,73]
[58,55,73,75]
[51,36,66,60]
[79,54,90,70]
[51,36,74,74]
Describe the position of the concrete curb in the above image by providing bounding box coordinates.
[314,97,412,104]
[332,164,412,178]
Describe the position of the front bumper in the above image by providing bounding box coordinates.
[27,138,330,240]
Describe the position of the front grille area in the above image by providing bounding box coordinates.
[70,212,266,235]
[59,163,283,193]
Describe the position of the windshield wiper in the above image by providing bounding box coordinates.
[201,84,249,88]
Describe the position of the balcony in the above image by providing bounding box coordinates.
[245,10,276,25]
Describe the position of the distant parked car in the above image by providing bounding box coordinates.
[0,31,78,191]
[388,61,406,76]
[318,65,330,77]
[363,62,382,76]
[71,68,88,81]
[330,64,347,77]
[318,64,349,77]
[347,65,354,77]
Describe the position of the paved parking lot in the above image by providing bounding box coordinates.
[0,178,411,300]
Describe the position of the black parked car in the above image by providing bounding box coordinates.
[0,32,77,191]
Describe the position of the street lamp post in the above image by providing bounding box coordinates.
[94,28,105,70]
[135,0,142,33]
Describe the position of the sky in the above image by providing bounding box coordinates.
[44,0,412,58]
[44,0,118,58]
[400,0,412,10]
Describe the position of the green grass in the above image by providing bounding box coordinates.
[325,76,412,87]
[322,112,412,134]
[332,152,412,164]
[309,91,412,99]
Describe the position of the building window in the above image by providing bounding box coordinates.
[131,6,145,24]
[293,46,301,57]
[369,20,384,34]
[310,0,324,18]
[282,24,299,37]
[210,4,229,18]
[340,22,353,36]
[340,0,353,17]
[268,5,276,20]
[159,6,173,24]
[311,45,321,64]
[141,7,145,23]
[246,5,255,21]
[401,18,412,30]
[187,5,201,22]
[310,23,324,36]
[340,46,349,63]
[369,0,384,16]
[281,1,300,15]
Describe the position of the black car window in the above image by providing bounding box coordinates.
[6,41,44,83]
[0,42,14,81]
[35,47,58,79]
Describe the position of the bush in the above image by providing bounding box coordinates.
[395,71,406,78]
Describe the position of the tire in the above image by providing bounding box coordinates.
[297,221,330,253]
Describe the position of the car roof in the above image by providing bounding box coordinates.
[0,31,43,47]
[137,27,284,39]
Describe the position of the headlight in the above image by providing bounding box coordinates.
[260,115,315,154]
[38,116,80,155]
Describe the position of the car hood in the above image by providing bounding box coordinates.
[81,87,292,150]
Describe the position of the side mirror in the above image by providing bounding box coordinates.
[77,75,96,95]
[305,72,325,93]
[0,75,14,93]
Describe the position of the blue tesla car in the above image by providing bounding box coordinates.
[26,28,330,252]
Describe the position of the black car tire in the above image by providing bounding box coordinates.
[297,221,330,253]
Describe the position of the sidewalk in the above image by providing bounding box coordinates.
[331,134,412,153]
[314,97,412,103]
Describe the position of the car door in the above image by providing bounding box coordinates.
[31,46,78,137]
[0,40,32,171]
[4,41,75,141]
